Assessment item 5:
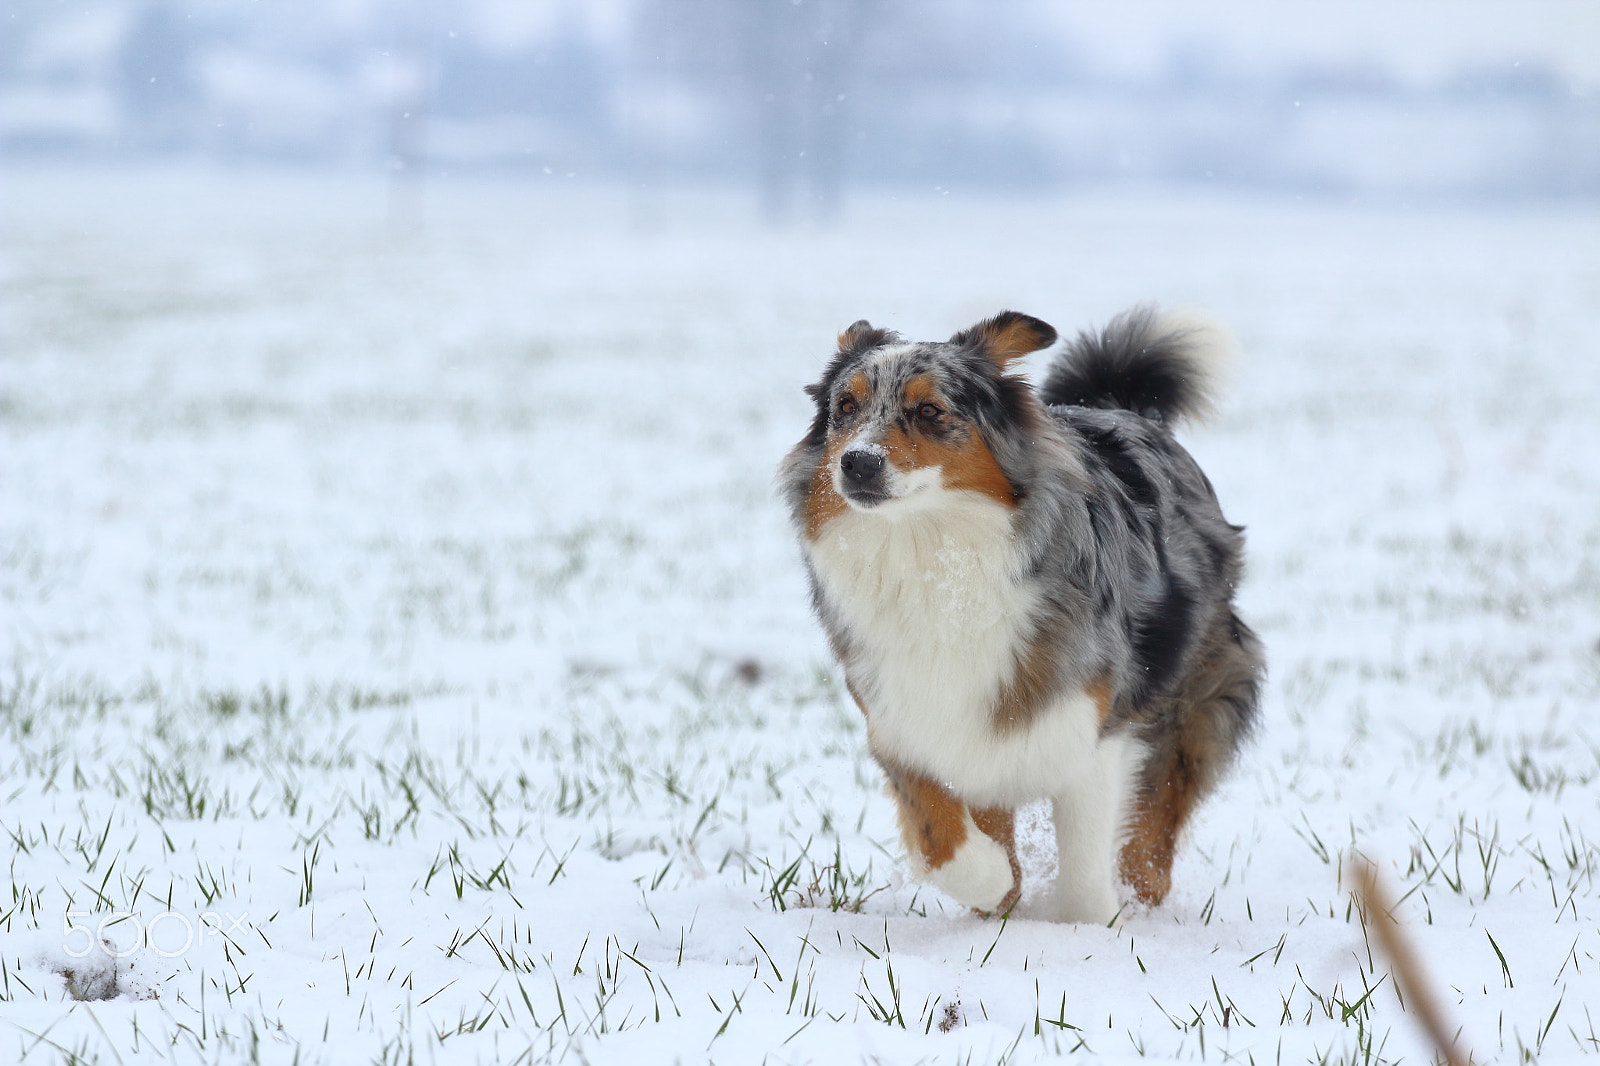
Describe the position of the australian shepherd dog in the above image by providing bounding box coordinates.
[779,308,1264,922]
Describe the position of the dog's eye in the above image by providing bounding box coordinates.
[917,402,943,421]
[835,396,858,418]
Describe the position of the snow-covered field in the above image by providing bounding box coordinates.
[2,167,1597,1064]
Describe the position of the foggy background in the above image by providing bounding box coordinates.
[3,0,1597,218]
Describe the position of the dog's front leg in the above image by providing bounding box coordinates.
[878,757,1020,916]
[1050,734,1144,924]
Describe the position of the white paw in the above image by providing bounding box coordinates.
[1054,884,1121,925]
[924,823,1015,912]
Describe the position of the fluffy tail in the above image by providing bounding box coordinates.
[1039,305,1233,426]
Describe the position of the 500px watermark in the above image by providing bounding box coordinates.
[62,910,248,959]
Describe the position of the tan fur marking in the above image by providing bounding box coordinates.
[863,699,966,880]
[970,805,1023,915]
[990,626,1058,730]
[881,763,1020,916]
[925,430,1016,506]
[1118,780,1194,906]
[802,372,873,540]
[902,374,938,406]
[879,422,1017,509]
[1088,675,1113,726]
[961,312,1056,367]
[883,762,969,869]
[801,434,851,540]
[837,321,885,353]
[989,633,1110,734]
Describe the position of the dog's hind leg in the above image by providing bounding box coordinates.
[1118,763,1194,906]
[1120,611,1263,905]
[880,759,1019,915]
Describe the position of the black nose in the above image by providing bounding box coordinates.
[839,449,884,487]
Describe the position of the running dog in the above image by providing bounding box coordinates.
[778,307,1263,921]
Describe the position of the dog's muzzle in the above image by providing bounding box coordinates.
[839,448,889,506]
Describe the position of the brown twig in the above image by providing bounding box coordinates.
[1348,854,1471,1066]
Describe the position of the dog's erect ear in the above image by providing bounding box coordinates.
[951,311,1057,367]
[837,319,895,357]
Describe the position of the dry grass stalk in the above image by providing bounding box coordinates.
[1349,854,1472,1066]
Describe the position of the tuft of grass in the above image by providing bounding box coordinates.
[757,840,890,914]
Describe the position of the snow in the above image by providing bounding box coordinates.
[1,165,1598,1064]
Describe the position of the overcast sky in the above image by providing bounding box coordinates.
[1036,1,1599,89]
[399,0,1600,91]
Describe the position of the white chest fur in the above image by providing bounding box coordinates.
[806,494,1105,807]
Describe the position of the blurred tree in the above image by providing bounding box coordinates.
[385,0,432,234]
[118,1,197,150]
[740,0,876,223]
[635,0,878,224]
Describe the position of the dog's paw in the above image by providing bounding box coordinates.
[1054,884,1121,925]
[924,822,1015,914]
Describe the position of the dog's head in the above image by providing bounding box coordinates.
[786,312,1057,534]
